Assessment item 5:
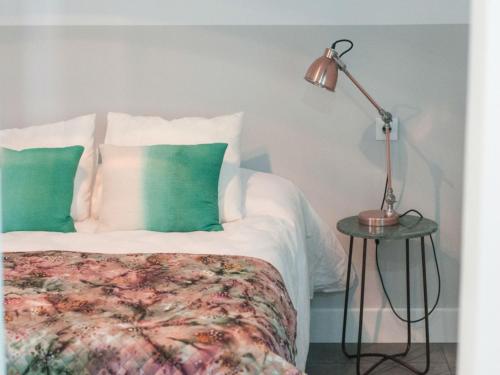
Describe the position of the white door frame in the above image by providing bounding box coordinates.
[458,0,500,374]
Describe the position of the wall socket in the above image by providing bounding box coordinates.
[375,117,398,141]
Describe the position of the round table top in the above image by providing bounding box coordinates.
[336,215,438,240]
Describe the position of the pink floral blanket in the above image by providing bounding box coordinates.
[4,251,301,374]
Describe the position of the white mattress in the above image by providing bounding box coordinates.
[2,168,348,371]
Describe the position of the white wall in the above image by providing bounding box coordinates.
[0,0,470,25]
[0,25,468,342]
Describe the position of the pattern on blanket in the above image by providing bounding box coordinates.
[4,251,300,375]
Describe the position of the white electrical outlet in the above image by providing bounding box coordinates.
[375,117,398,141]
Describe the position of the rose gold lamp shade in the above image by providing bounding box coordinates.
[304,48,339,91]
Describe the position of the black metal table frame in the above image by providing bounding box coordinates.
[341,235,431,375]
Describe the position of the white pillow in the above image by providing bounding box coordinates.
[91,165,103,220]
[0,115,96,221]
[103,112,243,222]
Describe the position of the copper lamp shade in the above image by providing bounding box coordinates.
[304,48,338,91]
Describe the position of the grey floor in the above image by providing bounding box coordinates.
[306,344,457,375]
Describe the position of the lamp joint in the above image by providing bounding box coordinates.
[382,123,392,134]
[331,50,347,72]
[379,109,393,129]
[385,188,397,216]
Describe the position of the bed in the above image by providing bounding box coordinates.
[3,168,348,373]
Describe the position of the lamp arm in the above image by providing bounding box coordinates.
[333,53,393,125]
[333,52,397,214]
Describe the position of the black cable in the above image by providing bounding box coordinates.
[332,39,354,58]
[400,209,423,218]
[376,175,441,323]
[380,176,388,210]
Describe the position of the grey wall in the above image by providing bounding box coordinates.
[0,25,467,339]
[0,0,469,25]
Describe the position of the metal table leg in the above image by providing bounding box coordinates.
[420,236,431,374]
[405,238,412,356]
[340,236,432,375]
[356,238,368,374]
[341,236,354,358]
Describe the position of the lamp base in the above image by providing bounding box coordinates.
[358,209,399,227]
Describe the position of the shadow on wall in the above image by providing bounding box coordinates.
[241,148,272,173]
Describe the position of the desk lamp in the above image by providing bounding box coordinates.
[305,39,398,227]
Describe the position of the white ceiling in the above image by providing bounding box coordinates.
[0,0,470,25]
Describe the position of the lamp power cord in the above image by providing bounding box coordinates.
[376,176,442,323]
[331,39,354,57]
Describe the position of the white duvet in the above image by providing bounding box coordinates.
[2,168,348,370]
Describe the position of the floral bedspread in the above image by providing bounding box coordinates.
[4,251,301,375]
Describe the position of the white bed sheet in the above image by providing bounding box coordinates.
[2,168,348,371]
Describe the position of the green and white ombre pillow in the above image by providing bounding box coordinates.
[1,146,84,232]
[98,143,228,232]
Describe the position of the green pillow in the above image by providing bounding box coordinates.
[99,143,228,233]
[1,146,84,233]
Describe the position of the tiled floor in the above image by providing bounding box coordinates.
[306,343,457,374]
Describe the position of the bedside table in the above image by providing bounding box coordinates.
[337,215,438,375]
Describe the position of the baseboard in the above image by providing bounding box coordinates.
[310,307,458,343]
